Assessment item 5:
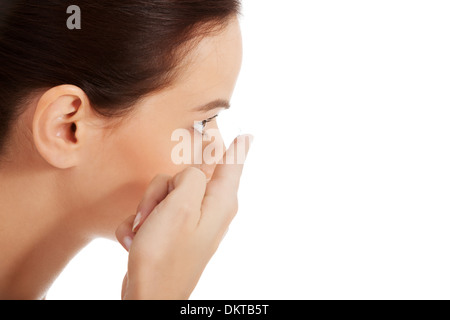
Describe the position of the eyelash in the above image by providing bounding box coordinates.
[193,115,219,136]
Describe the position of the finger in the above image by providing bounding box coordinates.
[133,174,172,233]
[116,215,136,252]
[200,134,253,235]
[156,167,208,226]
[209,134,253,192]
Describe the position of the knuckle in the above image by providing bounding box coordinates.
[232,199,239,213]
[229,198,239,217]
[178,202,200,218]
[212,195,239,218]
[223,196,239,219]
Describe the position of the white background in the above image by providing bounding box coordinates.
[47,0,450,299]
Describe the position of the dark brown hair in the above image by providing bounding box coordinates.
[0,0,241,155]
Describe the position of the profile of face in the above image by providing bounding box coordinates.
[27,17,243,238]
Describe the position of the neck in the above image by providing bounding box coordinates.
[0,161,92,299]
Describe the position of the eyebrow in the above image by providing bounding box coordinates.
[192,99,231,112]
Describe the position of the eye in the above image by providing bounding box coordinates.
[193,114,218,136]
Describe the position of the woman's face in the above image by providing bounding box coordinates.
[76,17,243,237]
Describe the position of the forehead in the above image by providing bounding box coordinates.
[171,17,243,101]
[132,17,243,123]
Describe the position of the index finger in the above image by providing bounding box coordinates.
[199,134,253,232]
[208,134,254,193]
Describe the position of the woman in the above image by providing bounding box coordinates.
[0,0,252,299]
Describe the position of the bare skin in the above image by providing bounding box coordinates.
[117,136,252,299]
[0,17,250,299]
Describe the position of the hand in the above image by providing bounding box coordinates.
[115,135,253,300]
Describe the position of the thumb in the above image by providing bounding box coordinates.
[116,215,136,252]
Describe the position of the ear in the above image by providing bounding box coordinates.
[32,85,91,169]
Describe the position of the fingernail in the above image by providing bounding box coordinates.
[132,212,141,233]
[123,236,133,252]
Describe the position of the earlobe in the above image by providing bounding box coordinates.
[32,85,89,169]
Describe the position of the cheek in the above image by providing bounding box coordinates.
[72,120,186,234]
[113,125,185,182]
[106,122,226,188]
